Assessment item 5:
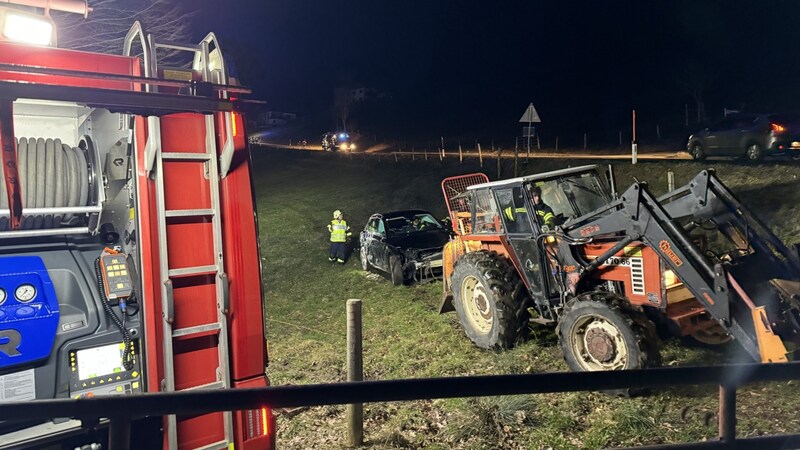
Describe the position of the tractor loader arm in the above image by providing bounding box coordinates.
[555,170,800,363]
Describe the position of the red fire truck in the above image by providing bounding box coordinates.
[0,1,274,448]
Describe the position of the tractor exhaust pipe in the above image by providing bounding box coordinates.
[0,0,91,17]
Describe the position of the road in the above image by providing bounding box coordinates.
[256,141,692,161]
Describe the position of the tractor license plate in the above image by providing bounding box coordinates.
[791,141,800,148]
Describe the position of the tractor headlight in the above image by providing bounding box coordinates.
[1,11,55,46]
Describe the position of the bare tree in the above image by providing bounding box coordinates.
[51,0,194,62]
[334,87,350,130]
[675,63,714,124]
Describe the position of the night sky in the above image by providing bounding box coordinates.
[193,1,800,144]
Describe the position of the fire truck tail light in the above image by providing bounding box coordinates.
[231,112,239,137]
[2,13,54,46]
[261,407,269,436]
[243,407,271,439]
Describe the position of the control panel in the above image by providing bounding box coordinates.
[68,341,142,399]
[0,257,60,369]
[99,253,133,300]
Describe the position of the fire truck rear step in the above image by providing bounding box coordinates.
[162,152,212,161]
[172,323,222,339]
[168,265,218,278]
[165,208,215,218]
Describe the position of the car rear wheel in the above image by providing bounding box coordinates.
[745,143,763,161]
[690,143,706,160]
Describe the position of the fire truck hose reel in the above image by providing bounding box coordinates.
[0,137,95,231]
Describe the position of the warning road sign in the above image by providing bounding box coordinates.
[519,103,541,123]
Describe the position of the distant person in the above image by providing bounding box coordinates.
[328,210,352,264]
[412,216,428,230]
[529,185,555,230]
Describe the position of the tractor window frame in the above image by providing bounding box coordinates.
[495,186,533,234]
[472,188,504,234]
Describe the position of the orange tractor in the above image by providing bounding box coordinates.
[440,165,800,372]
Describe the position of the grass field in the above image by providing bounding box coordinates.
[252,149,800,449]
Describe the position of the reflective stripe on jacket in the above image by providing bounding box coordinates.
[503,206,527,221]
[328,219,351,242]
[535,205,555,226]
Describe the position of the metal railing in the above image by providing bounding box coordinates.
[2,362,800,450]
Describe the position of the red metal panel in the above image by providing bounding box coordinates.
[171,277,217,332]
[173,337,219,390]
[0,101,22,229]
[160,113,207,154]
[165,220,215,269]
[176,412,226,450]
[583,242,663,305]
[216,111,268,381]
[0,42,137,90]
[162,162,211,210]
[134,115,165,393]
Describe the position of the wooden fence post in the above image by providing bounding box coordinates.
[347,299,364,447]
[496,146,501,179]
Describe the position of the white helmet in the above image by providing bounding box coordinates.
[333,210,343,219]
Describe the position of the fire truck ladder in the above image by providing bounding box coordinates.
[125,23,234,450]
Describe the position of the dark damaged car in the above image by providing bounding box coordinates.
[359,210,451,285]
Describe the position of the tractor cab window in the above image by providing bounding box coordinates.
[497,187,532,234]
[472,189,504,234]
[527,172,609,224]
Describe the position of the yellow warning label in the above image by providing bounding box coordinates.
[129,208,135,221]
[163,69,194,82]
[624,246,643,258]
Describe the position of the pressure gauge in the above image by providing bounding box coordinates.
[0,288,6,305]
[15,284,36,303]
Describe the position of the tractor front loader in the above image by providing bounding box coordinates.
[440,166,800,373]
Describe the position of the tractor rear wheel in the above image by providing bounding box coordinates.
[557,293,660,373]
[451,250,529,350]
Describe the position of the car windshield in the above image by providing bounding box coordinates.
[385,213,442,236]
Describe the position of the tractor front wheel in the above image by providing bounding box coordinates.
[557,294,660,373]
[451,250,529,350]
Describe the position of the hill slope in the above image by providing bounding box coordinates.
[252,149,800,449]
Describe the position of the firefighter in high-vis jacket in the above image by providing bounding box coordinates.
[529,185,555,230]
[328,210,352,264]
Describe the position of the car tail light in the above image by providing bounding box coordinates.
[771,123,786,133]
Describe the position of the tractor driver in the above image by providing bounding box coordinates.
[529,185,556,230]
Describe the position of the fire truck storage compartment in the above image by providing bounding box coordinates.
[0,97,142,434]
[1,98,130,233]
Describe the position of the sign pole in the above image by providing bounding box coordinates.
[632,109,638,165]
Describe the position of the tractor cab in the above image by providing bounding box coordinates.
[444,165,612,238]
